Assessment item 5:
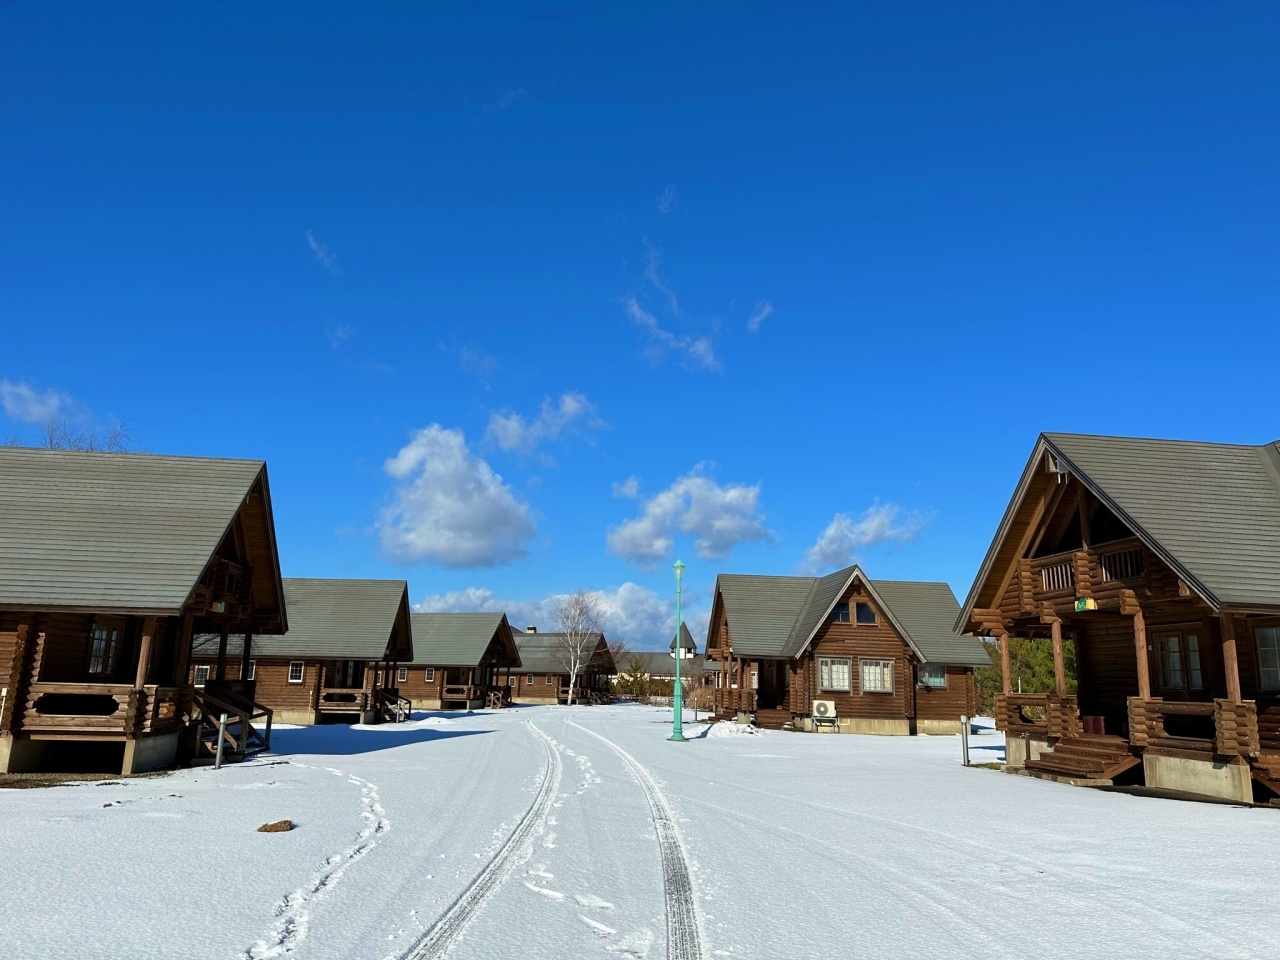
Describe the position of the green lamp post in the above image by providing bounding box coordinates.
[669,558,687,743]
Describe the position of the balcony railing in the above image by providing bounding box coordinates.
[1128,697,1258,758]
[995,693,1081,739]
[1026,537,1148,608]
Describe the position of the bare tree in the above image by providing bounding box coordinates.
[41,419,132,452]
[552,589,604,706]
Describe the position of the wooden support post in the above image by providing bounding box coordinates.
[239,626,253,681]
[1050,618,1066,698]
[999,631,1012,696]
[1221,614,1242,704]
[215,620,229,681]
[134,616,157,689]
[1133,607,1151,700]
[175,612,194,687]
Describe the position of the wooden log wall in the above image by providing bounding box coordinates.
[914,667,979,721]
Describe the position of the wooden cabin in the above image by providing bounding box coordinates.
[399,612,521,710]
[191,578,413,725]
[960,432,1280,803]
[0,448,286,774]
[706,565,986,733]
[508,628,616,704]
[613,625,712,686]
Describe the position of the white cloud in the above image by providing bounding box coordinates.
[378,424,535,568]
[414,582,704,650]
[325,322,354,348]
[0,380,72,424]
[644,244,681,316]
[607,464,770,565]
[620,297,720,372]
[746,300,774,333]
[486,88,533,111]
[306,230,339,273]
[800,502,932,574]
[657,185,678,215]
[612,475,641,499]
[485,392,603,455]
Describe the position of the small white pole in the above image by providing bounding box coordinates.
[960,714,971,767]
[215,712,229,770]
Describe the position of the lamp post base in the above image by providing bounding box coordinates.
[668,734,687,743]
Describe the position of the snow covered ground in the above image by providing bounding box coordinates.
[2,705,1277,959]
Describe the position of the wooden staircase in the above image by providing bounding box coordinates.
[1023,735,1141,782]
[191,688,272,764]
[755,707,793,730]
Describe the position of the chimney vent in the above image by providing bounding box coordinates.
[526,625,537,633]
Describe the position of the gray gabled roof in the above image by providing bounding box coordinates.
[0,447,279,616]
[716,566,987,665]
[407,612,519,668]
[194,578,409,660]
[513,631,610,674]
[958,433,1280,627]
[671,621,697,655]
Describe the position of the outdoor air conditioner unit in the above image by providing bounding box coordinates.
[812,699,836,719]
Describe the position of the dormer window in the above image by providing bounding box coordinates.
[830,603,850,623]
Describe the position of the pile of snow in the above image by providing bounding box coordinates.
[708,720,764,737]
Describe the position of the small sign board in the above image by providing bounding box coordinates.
[1074,597,1097,612]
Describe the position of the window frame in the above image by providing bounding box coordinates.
[526,673,534,684]
[193,664,211,687]
[288,661,305,684]
[854,602,877,626]
[1256,625,1280,691]
[86,618,124,677]
[1155,629,1204,693]
[545,675,553,685]
[397,667,408,683]
[424,667,435,682]
[860,657,895,694]
[917,664,947,689]
[818,657,852,693]
[246,660,256,681]
[829,602,850,623]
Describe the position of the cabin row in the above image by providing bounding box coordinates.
[0,447,617,775]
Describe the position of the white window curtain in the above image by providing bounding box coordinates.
[819,658,851,692]
[861,659,894,693]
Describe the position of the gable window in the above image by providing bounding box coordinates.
[830,603,850,623]
[818,658,852,692]
[246,660,256,681]
[194,664,211,687]
[425,667,435,682]
[87,621,121,676]
[1157,632,1203,692]
[861,658,894,693]
[855,602,877,625]
[1258,627,1280,691]
[918,665,947,688]
[397,667,408,683]
[288,661,305,684]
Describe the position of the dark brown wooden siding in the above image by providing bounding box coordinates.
[914,667,977,720]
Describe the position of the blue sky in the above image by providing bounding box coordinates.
[3,3,1278,647]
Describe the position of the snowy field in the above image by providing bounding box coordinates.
[2,704,1277,960]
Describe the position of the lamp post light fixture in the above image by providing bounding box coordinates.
[669,558,687,743]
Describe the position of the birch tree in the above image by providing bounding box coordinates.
[552,589,604,706]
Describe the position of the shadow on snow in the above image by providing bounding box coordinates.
[267,723,492,757]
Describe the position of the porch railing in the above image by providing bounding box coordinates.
[319,688,369,710]
[442,684,479,700]
[1127,697,1258,758]
[994,693,1081,739]
[19,682,188,737]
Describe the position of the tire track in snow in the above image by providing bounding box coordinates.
[245,764,389,959]
[567,717,708,960]
[399,720,563,960]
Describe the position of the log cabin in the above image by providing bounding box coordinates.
[613,624,712,687]
[959,432,1280,803]
[190,578,413,725]
[706,565,986,733]
[399,612,521,710]
[0,447,286,774]
[508,627,616,704]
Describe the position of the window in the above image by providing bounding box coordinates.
[87,621,121,676]
[545,675,553,685]
[830,602,850,623]
[398,667,408,683]
[861,658,894,693]
[425,667,435,682]
[855,602,877,625]
[288,661,305,684]
[246,660,256,681]
[527,674,534,684]
[194,664,211,687]
[818,658,852,692]
[508,675,515,686]
[1259,627,1280,691]
[918,665,947,688]
[1156,632,1203,692]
